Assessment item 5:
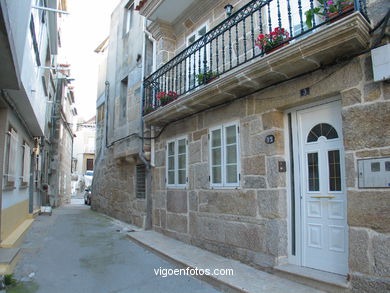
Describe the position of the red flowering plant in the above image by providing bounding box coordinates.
[255,27,290,53]
[156,91,178,106]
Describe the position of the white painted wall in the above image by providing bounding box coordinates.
[2,110,33,210]
[73,122,96,177]
[2,0,54,136]
[0,0,31,72]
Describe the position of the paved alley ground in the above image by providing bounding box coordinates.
[9,204,221,293]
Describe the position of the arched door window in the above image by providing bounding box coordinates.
[307,123,338,143]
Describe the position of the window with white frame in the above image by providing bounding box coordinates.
[209,122,240,187]
[186,23,208,89]
[124,2,134,35]
[166,137,188,187]
[4,127,18,186]
[120,77,128,120]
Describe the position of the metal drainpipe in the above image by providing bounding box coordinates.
[69,123,74,202]
[28,149,35,214]
[50,77,64,206]
[39,135,46,206]
[104,80,110,148]
[140,16,153,230]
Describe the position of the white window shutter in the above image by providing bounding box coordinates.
[23,144,31,183]
[210,123,240,187]
[210,128,223,185]
[8,129,17,180]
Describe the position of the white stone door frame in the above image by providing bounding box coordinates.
[284,97,348,272]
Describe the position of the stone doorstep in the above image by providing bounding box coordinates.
[273,264,350,293]
[0,248,21,275]
[126,230,323,293]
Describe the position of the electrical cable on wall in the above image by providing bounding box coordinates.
[105,8,390,147]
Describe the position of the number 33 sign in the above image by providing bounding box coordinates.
[265,135,275,144]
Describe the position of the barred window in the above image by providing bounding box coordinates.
[136,164,146,199]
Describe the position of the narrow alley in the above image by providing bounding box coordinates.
[9,204,221,293]
[1,1,389,292]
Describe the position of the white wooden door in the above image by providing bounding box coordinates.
[296,100,348,275]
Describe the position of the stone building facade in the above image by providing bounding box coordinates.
[92,0,150,227]
[93,0,390,291]
[72,116,96,196]
[47,74,76,207]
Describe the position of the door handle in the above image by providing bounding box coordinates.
[310,195,336,199]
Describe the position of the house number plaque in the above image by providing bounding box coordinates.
[265,135,275,144]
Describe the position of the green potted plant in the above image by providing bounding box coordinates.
[305,0,354,29]
[255,27,290,54]
[196,69,218,85]
[156,91,178,106]
[143,104,154,114]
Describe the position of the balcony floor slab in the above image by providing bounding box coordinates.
[144,13,371,127]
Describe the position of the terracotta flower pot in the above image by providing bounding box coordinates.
[205,75,219,84]
[327,4,354,22]
[265,42,290,55]
[144,107,154,114]
[160,96,176,106]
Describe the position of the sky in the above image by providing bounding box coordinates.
[61,0,121,121]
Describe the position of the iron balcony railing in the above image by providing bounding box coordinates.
[142,0,368,115]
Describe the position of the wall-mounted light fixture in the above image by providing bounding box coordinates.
[224,4,233,18]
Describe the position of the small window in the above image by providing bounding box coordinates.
[307,152,319,191]
[124,2,134,35]
[328,150,341,191]
[209,122,240,187]
[187,24,207,46]
[166,137,188,187]
[198,26,207,37]
[29,14,41,66]
[371,162,380,172]
[385,161,390,172]
[86,159,94,171]
[120,77,128,120]
[188,35,196,45]
[307,123,338,143]
[97,104,105,123]
[136,164,146,198]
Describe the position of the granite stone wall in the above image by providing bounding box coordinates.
[341,55,390,292]
[93,1,390,291]
[92,147,147,227]
[149,53,390,291]
[92,0,147,228]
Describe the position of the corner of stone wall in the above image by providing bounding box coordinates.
[341,52,390,292]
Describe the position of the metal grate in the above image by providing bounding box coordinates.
[136,164,146,199]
